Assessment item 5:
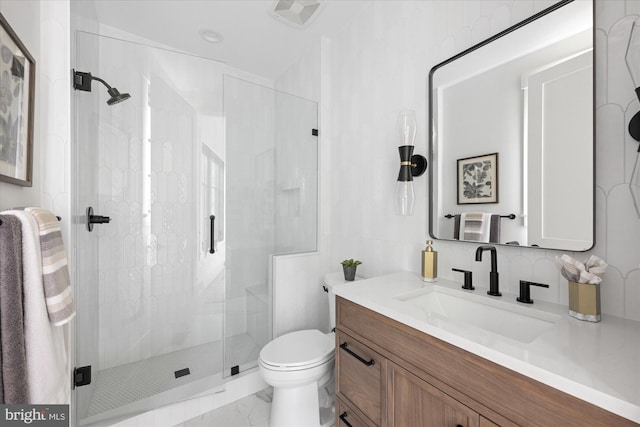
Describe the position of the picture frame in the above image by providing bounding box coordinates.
[457,153,498,204]
[0,12,35,187]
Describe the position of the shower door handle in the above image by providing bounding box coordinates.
[214,215,216,254]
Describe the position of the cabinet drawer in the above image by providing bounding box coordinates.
[336,330,384,426]
[337,397,372,427]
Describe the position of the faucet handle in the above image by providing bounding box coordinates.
[452,268,474,290]
[517,280,549,304]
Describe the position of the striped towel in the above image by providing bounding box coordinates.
[461,212,492,242]
[24,208,76,326]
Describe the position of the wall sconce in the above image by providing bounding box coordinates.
[395,110,427,216]
[625,18,640,217]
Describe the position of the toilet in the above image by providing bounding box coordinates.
[259,272,352,427]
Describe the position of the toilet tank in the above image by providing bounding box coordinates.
[323,271,363,330]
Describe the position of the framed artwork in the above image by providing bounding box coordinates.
[0,13,35,186]
[457,153,498,204]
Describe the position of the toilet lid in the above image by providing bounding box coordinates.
[260,329,334,369]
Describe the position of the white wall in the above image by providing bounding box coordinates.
[320,0,640,321]
[0,0,71,227]
[0,2,41,209]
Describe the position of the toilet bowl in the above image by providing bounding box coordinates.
[259,329,335,427]
[259,272,357,427]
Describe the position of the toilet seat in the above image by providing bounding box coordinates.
[260,329,334,371]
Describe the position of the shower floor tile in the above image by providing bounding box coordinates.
[83,334,261,424]
[87,341,222,418]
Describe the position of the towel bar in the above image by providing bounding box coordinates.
[0,215,61,226]
[445,213,515,220]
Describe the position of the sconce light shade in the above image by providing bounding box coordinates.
[398,110,417,145]
[394,110,427,216]
[395,180,415,216]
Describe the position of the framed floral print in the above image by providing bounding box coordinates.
[457,153,498,204]
[0,13,35,186]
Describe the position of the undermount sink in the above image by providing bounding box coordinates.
[394,286,561,343]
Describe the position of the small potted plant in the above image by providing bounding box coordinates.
[341,259,362,281]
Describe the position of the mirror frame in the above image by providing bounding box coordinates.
[428,0,595,251]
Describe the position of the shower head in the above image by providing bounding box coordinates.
[106,87,131,105]
[73,70,131,105]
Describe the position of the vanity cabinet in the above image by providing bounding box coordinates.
[336,327,481,427]
[335,296,636,427]
[388,361,479,427]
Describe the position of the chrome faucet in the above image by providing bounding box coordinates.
[475,245,501,296]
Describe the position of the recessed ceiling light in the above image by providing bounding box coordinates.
[200,29,224,44]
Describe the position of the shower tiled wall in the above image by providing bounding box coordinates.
[323,0,640,322]
[274,93,319,254]
[96,64,202,368]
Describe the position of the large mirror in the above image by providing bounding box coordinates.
[428,0,593,251]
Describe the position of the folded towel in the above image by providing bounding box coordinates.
[489,214,501,244]
[24,208,76,326]
[0,214,29,403]
[461,212,492,242]
[3,210,70,404]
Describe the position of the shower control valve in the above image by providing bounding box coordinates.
[86,206,112,232]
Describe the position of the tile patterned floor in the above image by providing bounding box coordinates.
[178,388,272,427]
[83,334,261,424]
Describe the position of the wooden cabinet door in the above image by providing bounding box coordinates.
[336,330,384,426]
[388,362,480,427]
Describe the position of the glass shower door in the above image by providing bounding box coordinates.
[222,76,318,376]
[73,32,227,424]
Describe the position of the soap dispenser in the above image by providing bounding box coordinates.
[422,240,438,282]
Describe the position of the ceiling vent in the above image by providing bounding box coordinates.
[271,0,325,29]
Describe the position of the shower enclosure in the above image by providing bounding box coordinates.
[72,32,318,424]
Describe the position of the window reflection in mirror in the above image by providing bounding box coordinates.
[428,0,594,251]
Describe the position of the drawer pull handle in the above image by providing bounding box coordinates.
[340,342,375,366]
[339,412,353,427]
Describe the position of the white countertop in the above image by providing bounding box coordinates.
[332,271,640,423]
